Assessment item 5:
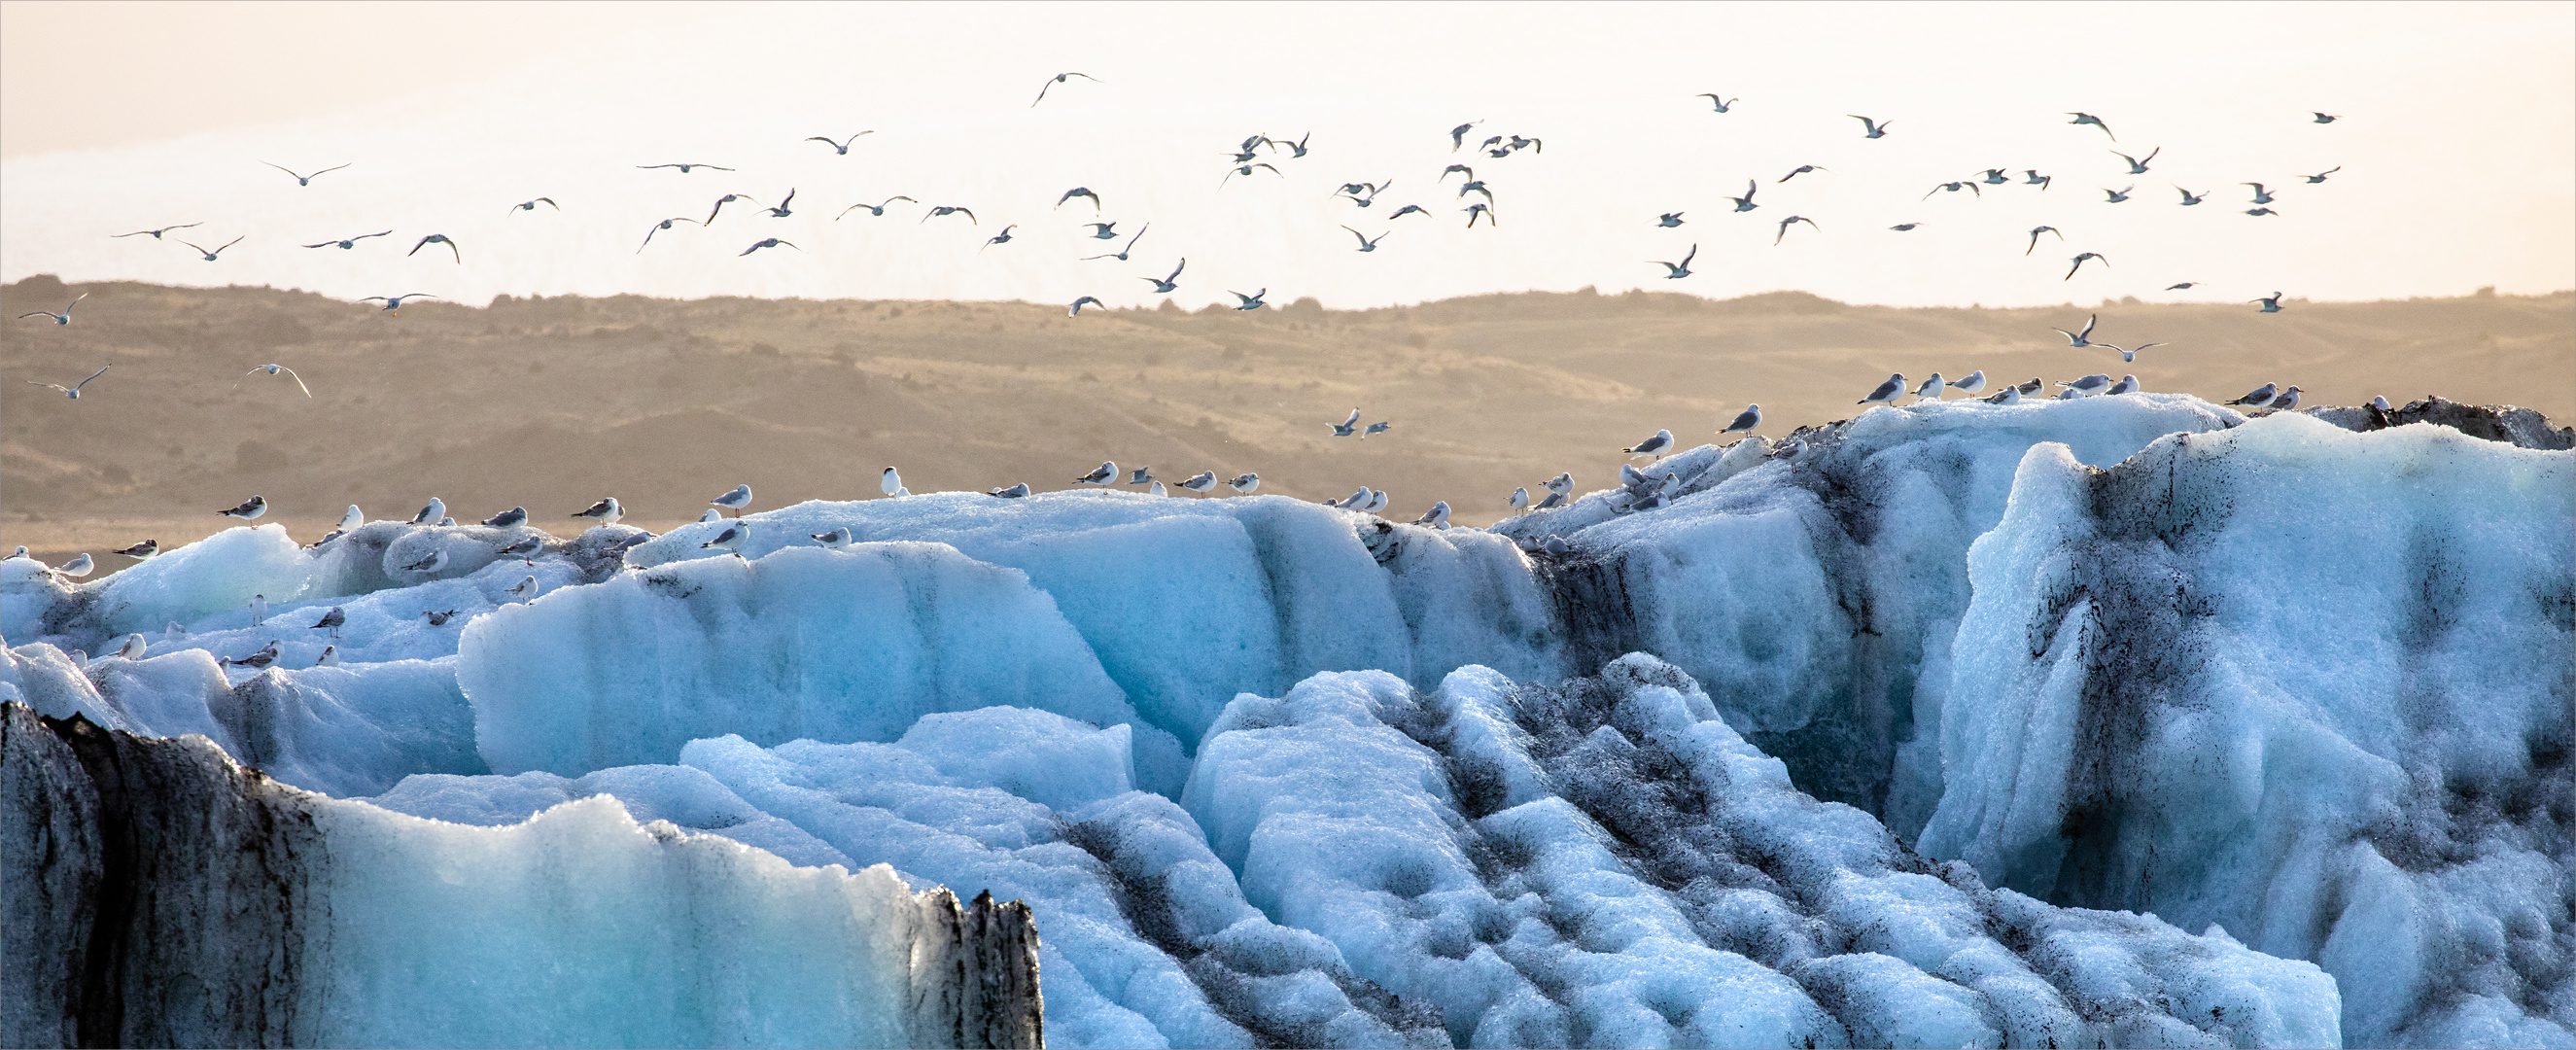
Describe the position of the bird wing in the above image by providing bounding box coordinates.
[261,160,301,177]
[281,366,311,398]
[217,236,244,252]
[77,366,110,389]
[314,163,350,176]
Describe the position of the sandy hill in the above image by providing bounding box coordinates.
[4,274,2569,567]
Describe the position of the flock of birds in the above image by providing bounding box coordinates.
[16,78,2367,611]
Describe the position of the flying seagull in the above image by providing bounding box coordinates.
[639,216,700,251]
[2104,186,2134,203]
[637,162,734,173]
[1725,180,1758,211]
[302,230,391,249]
[1342,227,1389,252]
[2067,112,2115,140]
[112,223,201,240]
[1057,187,1102,210]
[1449,120,1482,150]
[1657,212,1685,228]
[2245,182,2278,204]
[2313,112,2341,123]
[806,131,874,155]
[182,236,244,262]
[1141,258,1186,294]
[1774,215,1819,245]
[1778,164,1828,183]
[2304,166,2342,184]
[509,197,558,213]
[1231,288,1267,310]
[1385,204,1430,220]
[981,225,1018,250]
[837,195,916,219]
[25,365,109,399]
[408,234,461,262]
[762,189,797,218]
[2252,292,2284,313]
[922,206,976,225]
[1083,222,1121,240]
[1364,421,1391,438]
[1464,202,1496,227]
[2110,147,2159,174]
[359,293,438,315]
[1695,93,1737,113]
[2176,187,2208,205]
[1068,296,1105,316]
[1032,72,1101,106]
[262,161,350,186]
[705,192,760,224]
[741,237,800,256]
[1332,408,1361,437]
[236,364,312,397]
[1849,115,1891,138]
[1083,223,1150,262]
[17,293,86,325]
[2051,313,2108,348]
[2025,226,2062,255]
[1650,244,1697,279]
[2065,252,2108,280]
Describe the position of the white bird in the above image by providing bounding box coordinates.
[6,546,25,560]
[2245,182,2278,205]
[698,508,723,522]
[57,553,95,578]
[315,646,339,667]
[2267,386,2305,412]
[310,606,344,637]
[1769,438,1808,462]
[2106,374,2141,396]
[1231,289,1268,310]
[837,195,917,220]
[110,224,200,241]
[637,216,700,252]
[26,365,110,399]
[1544,472,1574,496]
[1341,227,1389,253]
[1859,373,1907,405]
[2055,387,2084,400]
[1724,179,1759,212]
[881,468,904,497]
[1949,370,1988,395]
[1363,421,1392,438]
[1140,258,1187,294]
[181,235,246,262]
[1362,491,1389,514]
[112,539,157,560]
[700,521,749,555]
[234,364,312,398]
[2110,147,2159,174]
[1914,373,1947,402]
[227,643,280,670]
[1622,429,1674,459]
[2051,314,2109,349]
[1149,480,1168,497]
[1415,502,1452,529]
[1332,487,1372,509]
[1720,404,1761,435]
[1031,71,1102,107]
[359,293,439,316]
[1650,244,1697,279]
[250,594,268,625]
[1177,471,1218,493]
[408,234,462,263]
[2065,252,2109,280]
[2253,292,2284,313]
[741,237,799,256]
[2305,166,2342,184]
[2059,373,2114,397]
[2067,112,2116,139]
[1126,466,1155,485]
[2118,341,2164,363]
[712,483,753,515]
[1075,462,1119,485]
[118,634,148,659]
[2176,187,2209,205]
[483,507,527,528]
[1849,115,1892,138]
[1068,297,1105,316]
[220,495,268,520]
[806,131,874,155]
[17,292,87,325]
[1509,487,1530,512]
[401,550,449,575]
[497,536,543,563]
[2026,226,2063,256]
[1228,473,1261,494]
[2371,396,2392,412]
[1774,216,1819,246]
[412,498,446,525]
[1696,93,1737,113]
[1535,491,1568,510]
[507,576,539,602]
[571,497,624,525]
[988,483,1031,499]
[262,160,350,185]
[811,527,854,549]
[1329,409,1362,437]
[1983,385,2022,405]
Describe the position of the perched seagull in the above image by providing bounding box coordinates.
[483,507,528,528]
[314,645,338,667]
[1126,466,1155,485]
[881,468,905,497]
[262,160,350,185]
[181,236,245,262]
[1464,202,1497,227]
[987,482,1031,499]
[1149,480,1168,497]
[700,521,750,555]
[2026,226,2063,255]
[711,483,753,515]
[422,610,460,627]
[1534,491,1567,510]
[2245,207,2281,217]
[762,189,798,218]
[2227,383,2281,406]
[571,497,624,525]
[309,606,344,638]
[408,234,461,262]
[1656,212,1685,228]
[1849,115,1891,138]
[1696,92,1738,112]
[1650,244,1698,279]
[981,225,1019,250]
[339,506,365,531]
[1510,487,1530,512]
[811,527,855,549]
[2267,386,2304,411]
[2023,169,2054,189]
[2313,112,2341,123]
[497,536,543,564]
[2252,292,2285,313]
[922,205,976,225]
[2065,252,2109,280]
[2118,341,2165,363]
[2106,374,2141,396]
[1773,216,1819,245]
[637,162,735,173]
[2103,186,2134,203]
[1031,71,1101,106]
[1362,490,1389,514]
[503,576,539,603]
[2016,377,2047,395]
[227,643,280,669]
[1228,472,1261,494]
[1725,180,1759,211]
[1720,403,1762,435]
[25,365,110,399]
[697,508,722,523]
[302,230,392,249]
[1332,408,1361,437]
[112,539,158,560]
[2304,166,2342,184]
[2052,313,2109,348]
[806,131,874,155]
[1231,288,1268,310]
[2059,373,2113,397]
[1074,462,1119,485]
[1177,471,1219,493]
[401,549,450,575]
[112,223,201,240]
[1083,224,1150,261]
[1778,164,1828,183]
[1331,487,1372,509]
[412,497,446,525]
[837,195,917,219]
[1983,385,2023,405]
[508,197,558,214]
[1543,473,1577,500]
[741,237,800,256]
[1860,373,1907,405]
[2067,112,2116,139]
[1068,296,1105,316]
[17,292,87,325]
[1364,421,1392,438]
[1415,502,1452,529]
[1914,372,1948,402]
[1057,187,1103,211]
[1341,227,1389,252]
[1769,438,1808,462]
[2166,281,2199,291]
[1449,120,1483,151]
[56,553,95,578]
[1140,258,1187,294]
[220,495,268,520]
[236,364,312,397]
[2110,147,2160,174]
[359,293,439,315]
[1622,429,1675,459]
[2245,182,2278,204]
[1949,370,1988,395]
[118,634,148,659]
[2176,187,2209,205]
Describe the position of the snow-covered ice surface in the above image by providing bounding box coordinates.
[6,393,2569,1047]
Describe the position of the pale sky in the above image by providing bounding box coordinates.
[3,0,2569,310]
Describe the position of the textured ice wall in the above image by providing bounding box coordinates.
[0,702,1042,1049]
[1919,414,2575,1047]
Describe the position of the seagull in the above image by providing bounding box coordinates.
[1720,403,1762,435]
[2104,186,2134,203]
[1778,164,1828,183]
[880,467,908,497]
[1149,480,1168,497]
[697,508,722,523]
[2059,373,2113,397]
[359,293,438,315]
[309,607,344,638]
[1178,471,1219,493]
[1449,120,1482,150]
[1657,212,1685,228]
[2016,377,2047,395]
[227,642,280,669]
[2176,187,2208,205]
[1923,181,1979,200]
[1282,132,1314,158]
[1031,72,1101,106]
[2023,169,2054,189]
[235,364,312,397]
[1068,296,1106,316]
[220,495,268,520]
[1221,162,1281,186]
[741,238,800,256]
[811,527,855,549]
[1362,491,1389,514]
[1696,92,1738,112]
[1849,115,1891,138]
[1949,370,1987,395]
[1056,187,1102,211]
[2052,313,2108,348]
[2304,166,2342,184]
[762,189,798,218]
[302,230,392,249]
[421,610,460,626]
[981,225,1018,250]
[700,521,750,554]
[412,497,446,525]
[181,236,245,261]
[56,553,95,578]
[2026,226,2063,255]
[1341,227,1389,252]
[1545,472,1574,496]
[1725,180,1759,212]
[2105,374,2141,396]
[336,506,364,532]
[1464,202,1497,227]
[2245,207,2281,217]
[1385,204,1431,221]
[571,497,624,524]
[2166,282,2199,290]
[117,634,147,659]
[2067,113,2116,140]
[1510,488,1530,512]
[2371,395,2392,412]
[987,482,1031,499]
[2245,182,2278,204]
[806,131,874,155]
[2065,252,2109,280]
[1982,385,2022,405]
[1889,223,1922,231]
[1769,438,1808,462]
[1332,487,1373,509]
[1860,373,1907,405]
[711,483,752,515]
[1535,491,1567,511]
[481,506,528,528]
[1074,462,1118,485]
[25,365,109,399]
[1363,421,1391,438]
[1228,472,1261,494]
[506,576,539,602]
[922,206,976,225]
[1081,222,1122,241]
[497,536,543,563]
[2267,386,2304,411]
[1622,429,1674,459]
[2225,380,2287,406]
[697,192,756,224]
[1978,168,2011,185]
[1141,258,1186,294]
[408,234,461,262]
[1415,502,1451,528]
[112,223,201,240]
[1231,289,1268,310]
[1126,466,1155,485]
[838,195,917,219]
[508,197,558,213]
[2313,112,2341,123]
[262,161,350,186]
[113,539,157,560]
[401,549,449,575]
[1332,408,1361,437]
[637,162,735,173]
[1773,216,1819,245]
[1650,244,1697,279]
[637,217,700,252]
[2252,292,2284,313]
[1455,179,1494,202]
[1914,372,1947,402]
[2110,147,2159,174]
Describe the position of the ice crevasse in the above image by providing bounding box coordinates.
[2,392,2567,1047]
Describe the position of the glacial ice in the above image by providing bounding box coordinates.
[5,392,2569,1047]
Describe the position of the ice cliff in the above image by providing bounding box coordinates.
[5,393,2567,1048]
